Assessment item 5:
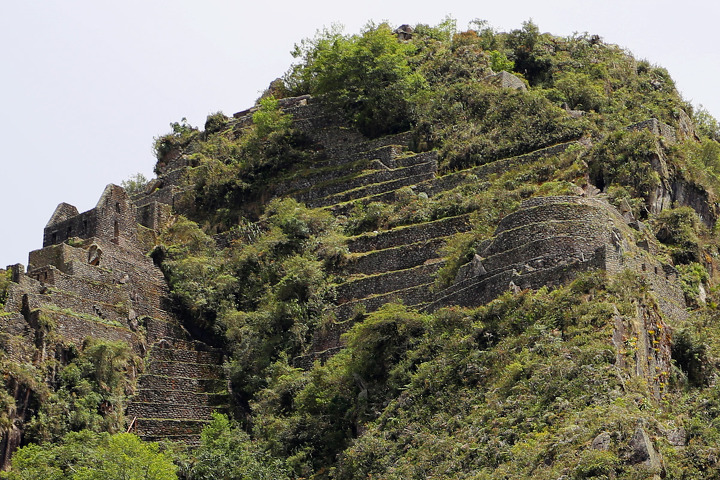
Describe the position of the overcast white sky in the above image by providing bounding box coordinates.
[1,0,718,268]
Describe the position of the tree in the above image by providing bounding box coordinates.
[287,22,426,137]
[120,173,150,195]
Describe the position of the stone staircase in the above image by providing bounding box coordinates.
[127,317,227,444]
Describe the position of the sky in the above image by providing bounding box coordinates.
[1,0,718,268]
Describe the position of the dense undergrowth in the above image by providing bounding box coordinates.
[8,17,720,480]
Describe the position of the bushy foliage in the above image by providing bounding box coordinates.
[284,18,688,174]
[24,339,138,444]
[188,413,290,480]
[416,83,586,170]
[136,19,720,480]
[586,129,662,201]
[180,96,313,225]
[204,111,230,135]
[694,105,720,141]
[0,268,10,310]
[158,199,344,407]
[653,206,703,264]
[153,118,198,173]
[288,22,425,137]
[120,172,150,195]
[2,431,177,480]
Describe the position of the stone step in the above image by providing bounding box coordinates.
[324,190,399,218]
[346,214,472,253]
[149,347,224,365]
[312,283,433,355]
[146,360,224,379]
[494,202,603,234]
[133,304,175,323]
[334,282,433,323]
[27,291,129,325]
[424,268,516,312]
[139,434,201,446]
[484,220,606,257]
[137,375,227,393]
[307,171,436,209]
[128,402,219,421]
[134,418,209,438]
[315,131,413,164]
[480,235,608,275]
[133,389,228,406]
[425,251,605,312]
[336,260,444,303]
[32,268,130,305]
[276,159,381,196]
[145,317,191,344]
[33,308,140,352]
[279,150,434,198]
[415,141,581,198]
[307,144,404,170]
[150,336,223,353]
[347,236,449,276]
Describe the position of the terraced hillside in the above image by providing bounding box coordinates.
[171,95,695,370]
[7,20,720,479]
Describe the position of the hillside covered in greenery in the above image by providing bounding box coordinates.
[3,18,720,480]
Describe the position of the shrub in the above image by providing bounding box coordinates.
[586,129,662,201]
[152,118,198,172]
[0,269,10,310]
[3,431,177,480]
[694,105,720,141]
[287,22,426,137]
[23,339,137,444]
[189,413,290,480]
[654,207,702,264]
[204,111,230,135]
[120,172,149,195]
[672,329,709,387]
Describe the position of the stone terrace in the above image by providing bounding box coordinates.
[252,100,691,365]
[250,98,608,363]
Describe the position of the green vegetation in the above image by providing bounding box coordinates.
[135,18,720,478]
[653,207,704,264]
[156,198,344,406]
[2,431,177,480]
[176,97,314,227]
[24,339,139,444]
[0,269,10,310]
[284,19,688,172]
[287,22,425,138]
[120,172,150,195]
[186,413,290,480]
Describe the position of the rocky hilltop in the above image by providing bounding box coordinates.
[2,20,720,479]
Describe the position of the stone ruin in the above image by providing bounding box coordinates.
[394,24,414,41]
[0,181,227,464]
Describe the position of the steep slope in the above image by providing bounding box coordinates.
[4,19,720,480]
